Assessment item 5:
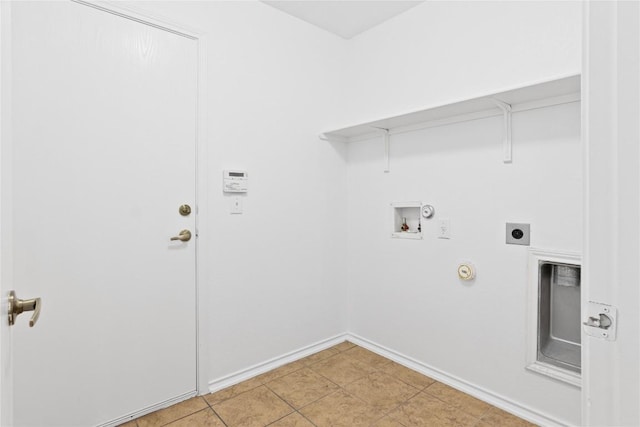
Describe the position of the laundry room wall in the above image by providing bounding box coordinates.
[126,3,584,422]
[341,0,582,125]
[342,1,583,425]
[127,0,351,389]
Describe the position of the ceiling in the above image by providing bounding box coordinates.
[262,1,425,39]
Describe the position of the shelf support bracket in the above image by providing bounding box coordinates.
[372,127,391,173]
[492,99,512,163]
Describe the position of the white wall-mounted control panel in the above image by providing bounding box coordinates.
[223,170,248,193]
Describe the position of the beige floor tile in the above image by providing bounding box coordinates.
[212,385,293,427]
[331,341,357,353]
[424,382,492,418]
[372,416,407,427]
[479,407,537,427]
[165,409,226,427]
[344,371,419,412]
[301,347,341,365]
[204,376,263,405]
[387,392,478,427]
[379,361,436,390]
[258,359,307,384]
[269,412,316,427]
[299,390,385,427]
[309,352,377,386]
[128,348,512,427]
[268,367,340,408]
[137,397,209,427]
[343,346,392,369]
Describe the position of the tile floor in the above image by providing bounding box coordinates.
[120,342,536,427]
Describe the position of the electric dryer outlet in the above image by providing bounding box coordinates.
[506,222,530,245]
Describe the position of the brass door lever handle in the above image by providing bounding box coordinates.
[8,290,41,327]
[170,230,191,242]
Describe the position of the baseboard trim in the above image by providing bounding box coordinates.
[97,390,197,427]
[208,333,348,394]
[346,333,572,427]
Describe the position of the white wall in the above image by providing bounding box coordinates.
[339,0,581,128]
[127,1,350,385]
[343,1,582,425]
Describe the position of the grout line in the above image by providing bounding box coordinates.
[303,365,342,389]
[205,381,263,406]
[377,367,434,393]
[262,382,288,403]
[290,382,342,411]
[301,350,341,367]
[202,395,230,427]
[203,396,213,409]
[384,413,409,427]
[297,388,344,412]
[296,410,318,427]
[264,413,293,426]
[209,407,229,427]
[202,397,229,427]
[338,386,375,406]
[157,407,210,427]
[263,383,297,417]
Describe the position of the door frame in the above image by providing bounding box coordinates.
[582,1,640,425]
[0,1,210,424]
[0,1,13,425]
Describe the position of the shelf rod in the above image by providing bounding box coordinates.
[492,98,513,163]
[372,127,390,173]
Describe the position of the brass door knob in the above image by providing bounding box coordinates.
[8,290,41,327]
[178,204,191,216]
[170,230,192,242]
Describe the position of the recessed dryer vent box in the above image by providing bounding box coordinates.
[391,202,423,240]
[527,248,582,387]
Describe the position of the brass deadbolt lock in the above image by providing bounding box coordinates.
[179,204,191,216]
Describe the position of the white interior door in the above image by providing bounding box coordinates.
[8,2,198,425]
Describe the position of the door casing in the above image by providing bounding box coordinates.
[0,1,13,425]
[582,1,640,425]
[88,0,212,399]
